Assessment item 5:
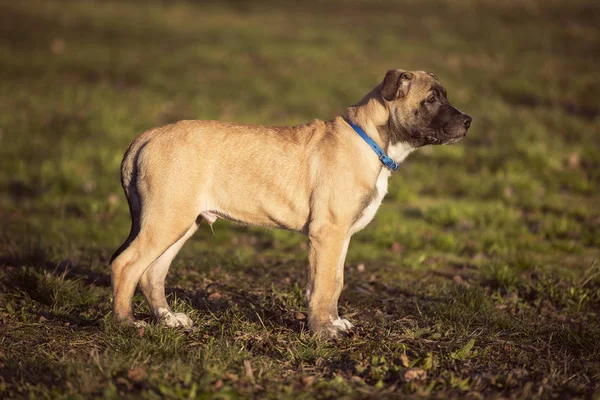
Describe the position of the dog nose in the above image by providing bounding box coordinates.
[462,115,472,129]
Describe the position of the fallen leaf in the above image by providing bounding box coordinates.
[127,366,146,382]
[506,292,518,302]
[391,242,403,253]
[50,38,65,54]
[567,152,580,169]
[453,275,471,288]
[244,360,254,382]
[302,376,315,386]
[208,292,223,300]
[82,180,96,193]
[403,368,427,381]
[400,353,409,368]
[108,193,120,205]
[115,377,132,389]
[223,373,239,382]
[449,338,477,361]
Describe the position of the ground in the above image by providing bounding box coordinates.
[0,0,599,398]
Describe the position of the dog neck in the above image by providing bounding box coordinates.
[385,139,415,164]
[345,90,415,166]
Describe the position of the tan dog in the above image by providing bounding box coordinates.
[110,69,471,337]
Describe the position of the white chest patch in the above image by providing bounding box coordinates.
[349,141,414,234]
[350,168,391,234]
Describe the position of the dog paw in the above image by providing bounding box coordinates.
[311,319,354,339]
[160,312,193,328]
[321,323,348,338]
[331,317,354,331]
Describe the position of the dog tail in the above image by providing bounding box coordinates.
[120,142,137,197]
[111,138,147,264]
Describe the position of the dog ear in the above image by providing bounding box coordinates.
[380,69,414,101]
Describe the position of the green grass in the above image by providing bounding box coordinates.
[1,0,599,398]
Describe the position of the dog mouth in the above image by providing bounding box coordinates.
[442,135,465,145]
[443,123,468,136]
[424,127,467,145]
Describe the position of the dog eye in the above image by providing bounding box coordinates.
[427,95,436,103]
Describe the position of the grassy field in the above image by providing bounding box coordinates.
[1,0,599,398]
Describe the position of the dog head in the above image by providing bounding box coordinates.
[378,69,472,146]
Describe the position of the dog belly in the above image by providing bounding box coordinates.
[200,208,305,231]
[199,207,308,232]
[198,188,310,233]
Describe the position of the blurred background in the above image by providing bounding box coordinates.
[0,0,599,398]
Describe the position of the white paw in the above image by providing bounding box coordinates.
[162,312,193,328]
[310,317,354,338]
[331,317,354,331]
[157,308,193,328]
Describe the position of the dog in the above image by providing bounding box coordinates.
[110,69,471,337]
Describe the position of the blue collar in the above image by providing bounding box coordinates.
[343,118,399,171]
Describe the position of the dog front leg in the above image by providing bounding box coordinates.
[328,236,353,330]
[307,227,351,338]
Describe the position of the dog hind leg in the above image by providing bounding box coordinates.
[111,208,198,325]
[138,222,198,328]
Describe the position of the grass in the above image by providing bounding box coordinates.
[1,0,599,398]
